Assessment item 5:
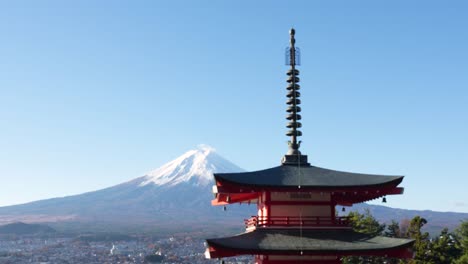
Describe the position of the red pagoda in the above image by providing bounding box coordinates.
[205,29,414,264]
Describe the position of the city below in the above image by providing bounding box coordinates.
[0,228,252,264]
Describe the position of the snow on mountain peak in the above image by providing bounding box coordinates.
[139,145,243,187]
[196,144,216,153]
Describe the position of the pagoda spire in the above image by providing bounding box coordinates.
[282,28,309,166]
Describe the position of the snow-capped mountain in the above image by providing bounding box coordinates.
[0,145,254,231]
[139,144,243,187]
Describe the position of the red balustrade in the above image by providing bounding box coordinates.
[244,216,350,229]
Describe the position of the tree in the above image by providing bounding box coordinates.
[455,221,468,264]
[348,209,386,237]
[405,216,431,264]
[386,220,402,238]
[430,228,462,264]
[342,210,386,264]
[400,219,411,236]
[342,212,466,264]
[457,221,468,252]
[455,254,468,264]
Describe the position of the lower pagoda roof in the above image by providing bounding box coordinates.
[214,165,403,189]
[206,228,414,259]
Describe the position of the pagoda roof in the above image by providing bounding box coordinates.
[206,228,414,259]
[214,165,403,189]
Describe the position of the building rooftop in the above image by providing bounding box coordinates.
[206,228,414,259]
[214,165,403,189]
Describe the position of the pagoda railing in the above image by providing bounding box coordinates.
[244,216,350,229]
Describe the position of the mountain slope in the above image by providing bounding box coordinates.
[0,222,56,235]
[0,145,256,231]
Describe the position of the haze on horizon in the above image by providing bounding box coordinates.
[0,1,467,213]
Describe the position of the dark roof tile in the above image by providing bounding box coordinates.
[215,165,403,188]
[207,228,414,252]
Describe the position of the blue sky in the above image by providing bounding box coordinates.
[0,1,467,213]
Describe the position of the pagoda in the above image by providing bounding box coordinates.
[205,29,414,264]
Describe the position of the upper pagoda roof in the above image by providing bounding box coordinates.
[214,165,403,189]
[206,228,414,259]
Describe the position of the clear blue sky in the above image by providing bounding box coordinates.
[0,1,467,213]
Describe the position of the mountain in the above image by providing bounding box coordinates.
[0,145,466,234]
[138,144,239,187]
[0,222,56,235]
[0,145,256,233]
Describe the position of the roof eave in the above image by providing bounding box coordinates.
[206,239,415,259]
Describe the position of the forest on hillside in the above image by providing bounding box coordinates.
[344,210,468,264]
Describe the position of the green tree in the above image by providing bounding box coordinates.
[386,220,402,238]
[348,209,386,236]
[458,221,468,251]
[455,254,468,264]
[430,228,462,264]
[406,216,431,264]
[455,221,468,264]
[342,210,386,264]
[342,213,465,264]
